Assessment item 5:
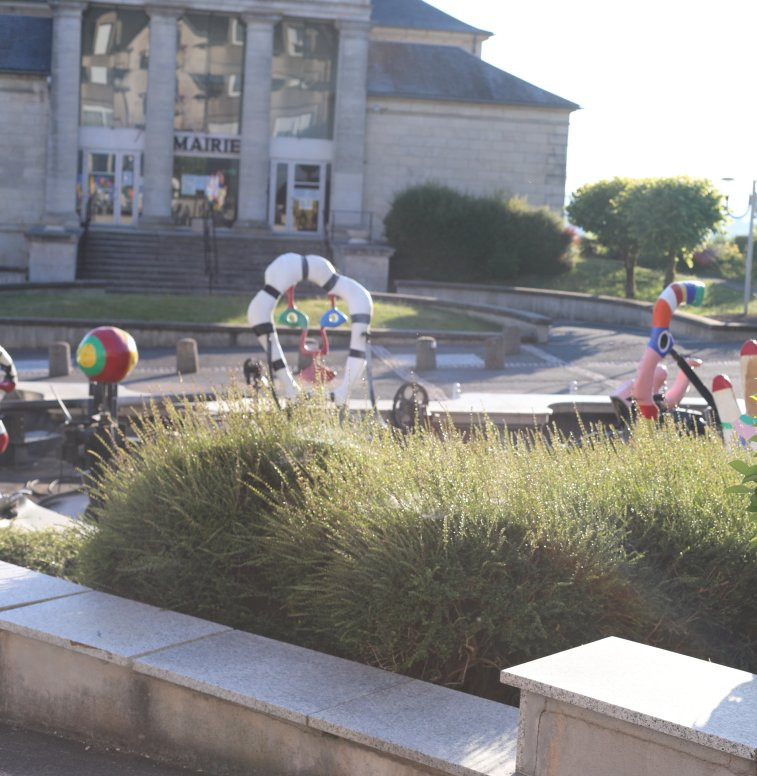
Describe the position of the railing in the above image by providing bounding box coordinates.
[199,200,219,293]
[328,210,376,245]
[76,196,94,279]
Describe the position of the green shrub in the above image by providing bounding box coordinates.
[384,184,570,284]
[0,527,85,579]
[74,399,757,695]
[78,395,370,637]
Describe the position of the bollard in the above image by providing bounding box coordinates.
[503,326,521,355]
[48,341,71,377]
[416,336,437,371]
[176,338,199,374]
[484,335,507,369]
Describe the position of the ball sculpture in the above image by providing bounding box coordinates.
[76,326,138,383]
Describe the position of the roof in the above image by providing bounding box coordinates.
[368,42,579,110]
[0,15,52,74]
[371,0,491,37]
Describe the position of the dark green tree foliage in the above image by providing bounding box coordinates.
[384,184,572,283]
[566,178,639,299]
[567,176,726,296]
[624,177,725,286]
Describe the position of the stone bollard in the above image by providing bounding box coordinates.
[48,341,71,377]
[416,336,437,371]
[484,328,522,369]
[176,338,199,374]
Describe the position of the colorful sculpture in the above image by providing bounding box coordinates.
[740,340,757,417]
[632,281,705,419]
[0,345,17,454]
[76,326,138,383]
[711,374,757,447]
[247,253,373,406]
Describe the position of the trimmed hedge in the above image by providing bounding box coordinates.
[384,184,573,283]
[73,396,757,699]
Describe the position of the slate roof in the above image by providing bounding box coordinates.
[371,0,491,37]
[368,41,579,110]
[0,15,52,74]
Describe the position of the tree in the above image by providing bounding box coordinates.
[625,177,725,287]
[566,178,640,298]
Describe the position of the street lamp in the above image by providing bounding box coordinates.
[744,181,756,316]
[722,178,756,316]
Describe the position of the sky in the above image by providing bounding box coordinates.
[428,0,757,224]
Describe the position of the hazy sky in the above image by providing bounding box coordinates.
[428,0,757,210]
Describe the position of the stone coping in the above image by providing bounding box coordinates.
[0,561,518,776]
[500,636,757,762]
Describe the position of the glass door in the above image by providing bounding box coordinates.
[270,161,327,233]
[79,150,142,225]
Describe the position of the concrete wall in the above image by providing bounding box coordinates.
[0,73,49,269]
[364,98,571,238]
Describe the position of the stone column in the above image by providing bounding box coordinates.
[236,12,279,230]
[44,0,84,226]
[142,7,180,224]
[331,20,370,226]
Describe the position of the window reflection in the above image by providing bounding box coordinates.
[271,20,337,139]
[175,13,244,134]
[172,157,239,227]
[80,7,149,128]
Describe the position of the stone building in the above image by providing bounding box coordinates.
[0,0,577,288]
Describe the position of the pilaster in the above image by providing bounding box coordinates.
[44,0,84,226]
[236,12,279,230]
[142,7,180,223]
[331,19,370,225]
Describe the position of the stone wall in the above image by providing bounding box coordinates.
[363,97,570,237]
[0,73,49,269]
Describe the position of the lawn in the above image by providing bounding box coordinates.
[517,256,747,317]
[0,256,749,324]
[0,289,495,332]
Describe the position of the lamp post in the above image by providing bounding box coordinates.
[744,180,756,316]
[721,178,757,317]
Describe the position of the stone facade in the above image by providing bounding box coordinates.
[364,99,570,237]
[0,0,575,283]
[0,73,49,269]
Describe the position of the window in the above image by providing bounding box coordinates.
[271,20,337,140]
[80,7,149,128]
[175,13,244,134]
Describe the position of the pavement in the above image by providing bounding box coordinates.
[7,319,752,405]
[0,721,205,775]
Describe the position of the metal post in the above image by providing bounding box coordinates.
[744,180,756,316]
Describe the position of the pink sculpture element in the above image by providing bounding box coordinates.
[663,357,702,409]
[632,281,705,419]
[712,374,757,447]
[740,340,757,417]
[0,419,8,455]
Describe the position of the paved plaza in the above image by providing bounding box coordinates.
[9,320,752,404]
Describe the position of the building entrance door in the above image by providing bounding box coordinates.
[79,150,142,225]
[270,161,328,233]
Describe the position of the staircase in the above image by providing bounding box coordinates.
[77,226,330,295]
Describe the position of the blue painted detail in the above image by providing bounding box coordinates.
[648,326,674,357]
[320,307,348,328]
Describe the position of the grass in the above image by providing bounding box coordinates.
[518,256,748,316]
[0,289,494,332]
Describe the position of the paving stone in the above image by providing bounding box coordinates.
[0,590,230,665]
[310,678,519,776]
[0,560,88,612]
[134,628,412,726]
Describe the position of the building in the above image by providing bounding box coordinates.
[0,0,577,288]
